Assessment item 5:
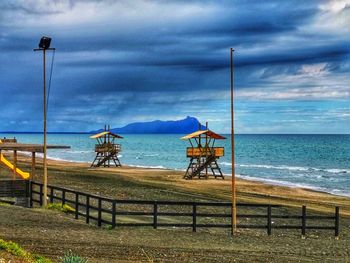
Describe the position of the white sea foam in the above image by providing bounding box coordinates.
[234,174,350,197]
[220,162,232,166]
[324,168,350,174]
[63,150,92,154]
[47,155,90,164]
[238,164,310,171]
[220,162,350,174]
[143,154,160,157]
[128,164,167,169]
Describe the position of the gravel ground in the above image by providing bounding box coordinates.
[0,157,350,262]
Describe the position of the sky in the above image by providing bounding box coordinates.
[0,0,349,134]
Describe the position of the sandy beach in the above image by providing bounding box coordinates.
[2,152,349,216]
[1,153,350,262]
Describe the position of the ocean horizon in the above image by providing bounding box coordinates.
[1,133,350,197]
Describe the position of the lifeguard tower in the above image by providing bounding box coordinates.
[181,123,226,179]
[90,126,123,167]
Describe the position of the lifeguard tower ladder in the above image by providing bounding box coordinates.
[90,126,123,167]
[181,125,226,179]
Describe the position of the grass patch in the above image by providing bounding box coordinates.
[0,238,26,257]
[0,198,15,206]
[47,203,75,214]
[0,238,51,263]
[59,250,88,263]
[103,225,114,230]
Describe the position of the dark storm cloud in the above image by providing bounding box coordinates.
[0,0,349,132]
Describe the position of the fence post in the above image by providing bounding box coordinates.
[112,200,116,229]
[335,206,340,238]
[62,190,66,206]
[86,195,90,224]
[301,206,306,237]
[25,180,30,196]
[231,205,234,234]
[50,187,54,203]
[192,203,197,232]
[39,184,43,206]
[153,202,158,229]
[98,198,102,227]
[267,205,272,235]
[75,193,79,219]
[29,181,33,207]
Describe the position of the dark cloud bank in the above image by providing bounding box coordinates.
[0,0,349,133]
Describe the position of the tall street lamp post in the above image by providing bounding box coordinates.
[34,36,55,207]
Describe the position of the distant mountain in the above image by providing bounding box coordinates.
[91,116,206,134]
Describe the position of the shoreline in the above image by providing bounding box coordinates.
[2,152,350,215]
[42,153,350,198]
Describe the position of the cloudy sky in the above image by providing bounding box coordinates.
[0,0,349,133]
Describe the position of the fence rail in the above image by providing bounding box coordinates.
[30,181,340,237]
[0,180,30,198]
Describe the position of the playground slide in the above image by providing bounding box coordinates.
[0,154,30,179]
[0,139,30,179]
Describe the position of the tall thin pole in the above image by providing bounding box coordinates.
[43,48,48,207]
[230,48,237,233]
[34,39,55,207]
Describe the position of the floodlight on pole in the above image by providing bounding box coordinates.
[34,36,55,208]
[39,37,52,49]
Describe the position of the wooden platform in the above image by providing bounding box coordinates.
[0,142,70,180]
[186,147,224,158]
[0,143,70,153]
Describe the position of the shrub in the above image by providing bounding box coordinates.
[47,203,75,214]
[104,225,114,230]
[0,239,27,257]
[0,239,52,263]
[60,251,88,263]
[0,201,11,207]
[33,253,52,263]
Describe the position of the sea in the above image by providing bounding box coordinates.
[1,133,350,197]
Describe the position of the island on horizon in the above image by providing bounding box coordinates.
[0,116,207,134]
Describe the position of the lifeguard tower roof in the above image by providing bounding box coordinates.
[181,130,226,140]
[90,131,123,139]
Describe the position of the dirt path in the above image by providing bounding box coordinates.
[1,204,350,262]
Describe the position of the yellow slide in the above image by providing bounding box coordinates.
[0,140,30,179]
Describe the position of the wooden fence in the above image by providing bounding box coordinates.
[30,181,340,237]
[0,179,30,198]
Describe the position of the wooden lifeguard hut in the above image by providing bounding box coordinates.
[181,123,226,179]
[90,126,123,167]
